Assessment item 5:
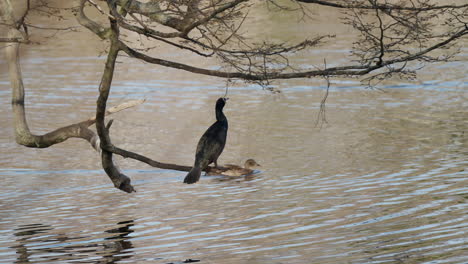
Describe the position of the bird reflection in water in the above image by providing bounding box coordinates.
[12,220,135,263]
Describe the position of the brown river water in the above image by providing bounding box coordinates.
[1,3,467,264]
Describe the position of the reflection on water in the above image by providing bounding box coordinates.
[9,220,204,264]
[12,221,135,263]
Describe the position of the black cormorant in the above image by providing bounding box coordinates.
[184,97,229,184]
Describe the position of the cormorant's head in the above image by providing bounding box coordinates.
[216,97,229,109]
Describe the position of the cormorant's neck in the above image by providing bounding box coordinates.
[216,106,226,122]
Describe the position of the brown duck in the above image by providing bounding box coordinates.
[208,159,261,177]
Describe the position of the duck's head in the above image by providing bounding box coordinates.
[244,159,260,169]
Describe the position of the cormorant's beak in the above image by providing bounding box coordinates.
[223,97,229,102]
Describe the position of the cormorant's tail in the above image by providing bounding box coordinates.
[184,166,202,184]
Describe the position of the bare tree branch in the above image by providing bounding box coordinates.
[117,27,467,80]
[73,0,110,39]
[294,0,468,11]
[1,0,100,149]
[94,13,136,193]
[315,60,330,128]
[180,0,248,36]
[87,0,115,19]
[114,0,179,27]
[5,25,143,151]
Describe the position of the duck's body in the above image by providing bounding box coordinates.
[184,98,228,184]
[208,159,261,177]
[223,159,260,176]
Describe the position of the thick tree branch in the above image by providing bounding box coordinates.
[95,14,135,193]
[295,0,468,11]
[118,27,467,80]
[2,0,99,150]
[5,29,143,150]
[4,15,143,151]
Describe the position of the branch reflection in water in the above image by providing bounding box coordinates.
[12,220,136,263]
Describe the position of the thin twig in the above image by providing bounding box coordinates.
[87,0,115,19]
[315,59,329,128]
